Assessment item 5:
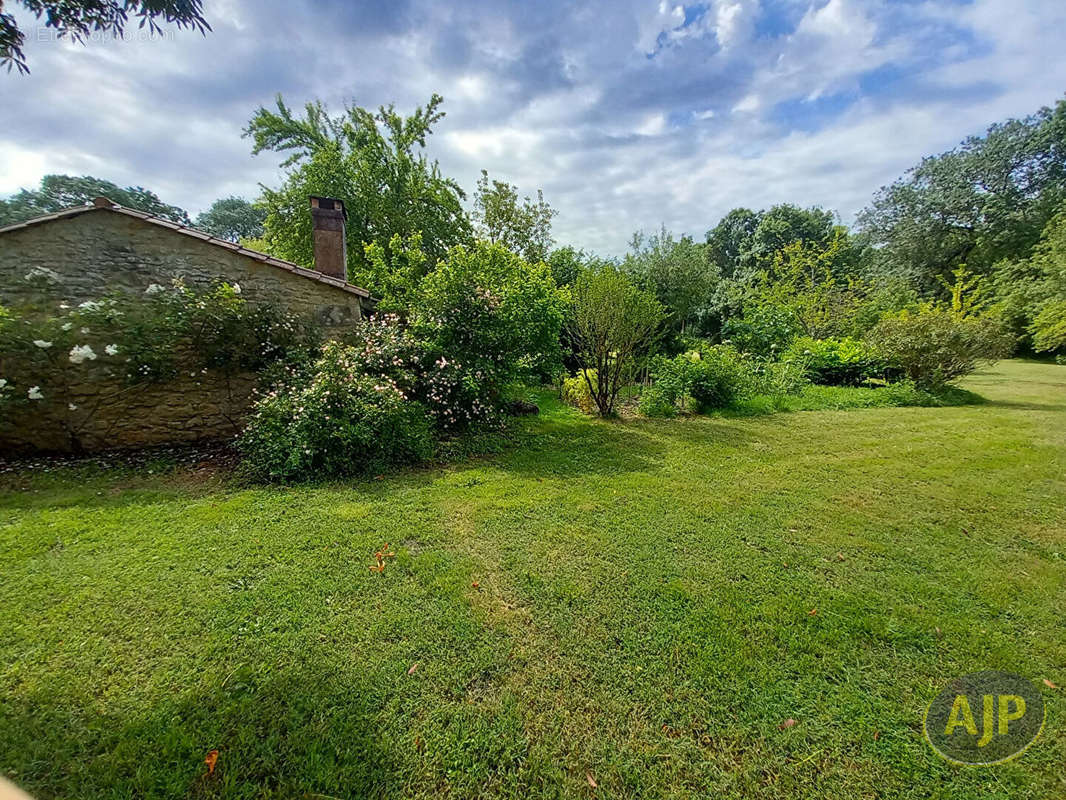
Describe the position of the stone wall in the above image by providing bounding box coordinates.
[0,371,258,453]
[0,209,371,325]
[0,209,372,453]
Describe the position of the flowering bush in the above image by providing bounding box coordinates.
[411,242,567,424]
[0,278,320,450]
[335,314,495,430]
[238,341,434,481]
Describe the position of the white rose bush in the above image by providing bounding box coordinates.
[0,277,320,451]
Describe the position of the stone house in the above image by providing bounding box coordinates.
[0,195,372,453]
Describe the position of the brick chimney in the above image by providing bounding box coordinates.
[309,196,348,280]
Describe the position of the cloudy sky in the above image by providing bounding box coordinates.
[1,0,1064,255]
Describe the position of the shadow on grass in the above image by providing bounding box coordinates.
[985,399,1066,413]
[0,666,395,800]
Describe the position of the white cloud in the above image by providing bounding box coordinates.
[1,0,1064,258]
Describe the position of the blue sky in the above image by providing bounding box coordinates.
[1,0,1064,255]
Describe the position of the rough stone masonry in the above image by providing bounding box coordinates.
[0,197,371,453]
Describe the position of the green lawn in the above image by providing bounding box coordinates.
[1,360,1064,799]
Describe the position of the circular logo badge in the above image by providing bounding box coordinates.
[924,671,1045,765]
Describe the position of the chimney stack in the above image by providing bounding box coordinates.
[309,196,347,280]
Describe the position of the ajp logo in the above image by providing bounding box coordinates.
[924,671,1045,765]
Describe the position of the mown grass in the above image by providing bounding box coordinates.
[1,360,1064,799]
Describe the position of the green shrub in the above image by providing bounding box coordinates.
[880,379,982,408]
[638,384,677,417]
[750,357,810,398]
[412,242,567,423]
[642,347,754,416]
[721,303,796,357]
[782,336,891,386]
[1030,299,1066,354]
[561,371,598,415]
[866,306,1012,389]
[239,342,434,481]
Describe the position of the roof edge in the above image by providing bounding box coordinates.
[0,200,374,301]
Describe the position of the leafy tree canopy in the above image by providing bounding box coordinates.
[992,207,1066,351]
[471,170,557,263]
[858,97,1066,291]
[0,174,190,225]
[1,0,209,74]
[245,93,470,280]
[194,196,266,243]
[705,204,839,281]
[623,226,717,335]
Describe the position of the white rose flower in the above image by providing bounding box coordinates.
[105,344,120,356]
[232,283,242,295]
[33,340,53,349]
[69,344,97,364]
[27,386,43,400]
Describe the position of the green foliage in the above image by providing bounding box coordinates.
[858,98,1066,290]
[1,0,209,74]
[879,379,980,408]
[993,207,1066,352]
[705,207,760,279]
[937,264,989,318]
[238,341,434,481]
[746,205,840,275]
[412,242,567,417]
[866,305,1012,389]
[637,384,677,418]
[642,347,764,416]
[561,371,598,415]
[568,265,663,416]
[472,170,556,263]
[546,246,588,288]
[360,232,428,313]
[624,226,717,334]
[1030,299,1066,353]
[755,233,867,339]
[721,302,796,357]
[246,93,470,277]
[706,204,839,282]
[0,280,318,450]
[782,336,890,386]
[193,196,266,242]
[0,174,189,226]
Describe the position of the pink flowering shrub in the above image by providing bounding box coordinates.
[238,340,434,481]
[411,241,567,422]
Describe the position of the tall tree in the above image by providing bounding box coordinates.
[747,204,838,274]
[706,207,760,278]
[245,93,470,282]
[624,226,717,334]
[705,204,838,282]
[858,98,1066,292]
[1,0,209,74]
[194,197,266,242]
[0,174,189,225]
[471,170,557,263]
